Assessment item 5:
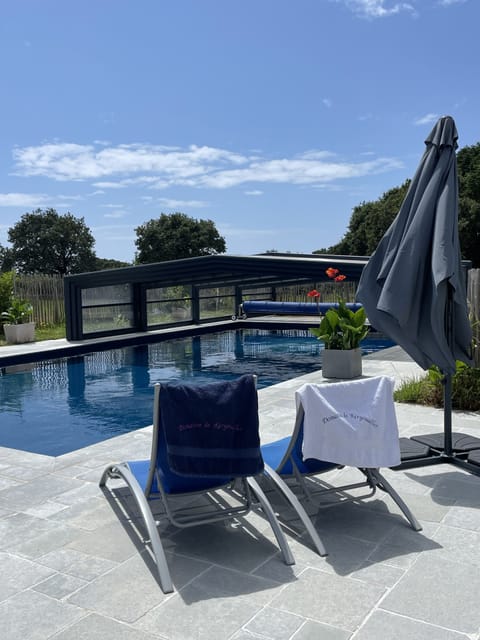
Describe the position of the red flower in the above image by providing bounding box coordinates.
[326,267,339,279]
[307,289,320,298]
[334,274,346,282]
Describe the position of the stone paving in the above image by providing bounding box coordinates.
[0,347,479,639]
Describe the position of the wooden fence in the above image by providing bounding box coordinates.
[13,274,65,326]
[468,269,480,367]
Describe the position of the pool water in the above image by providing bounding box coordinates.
[0,329,394,456]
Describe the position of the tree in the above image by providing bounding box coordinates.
[315,182,410,257]
[316,141,480,267]
[8,208,96,275]
[135,212,226,264]
[0,244,15,273]
[95,257,131,271]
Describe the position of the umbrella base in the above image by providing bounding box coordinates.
[395,435,480,477]
[411,433,480,453]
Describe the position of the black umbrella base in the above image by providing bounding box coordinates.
[411,433,480,453]
[394,435,480,477]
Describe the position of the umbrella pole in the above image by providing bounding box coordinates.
[443,372,453,457]
[443,283,454,457]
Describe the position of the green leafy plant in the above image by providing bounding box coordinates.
[308,268,369,350]
[394,361,480,411]
[1,298,33,325]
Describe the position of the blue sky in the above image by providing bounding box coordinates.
[1,0,478,263]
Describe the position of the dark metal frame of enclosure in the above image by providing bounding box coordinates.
[64,254,369,341]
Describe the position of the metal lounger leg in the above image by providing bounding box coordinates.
[247,476,295,566]
[100,463,174,593]
[369,469,422,532]
[262,464,327,557]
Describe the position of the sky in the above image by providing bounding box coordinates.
[1,0,479,263]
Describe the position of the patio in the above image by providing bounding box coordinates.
[1,347,480,639]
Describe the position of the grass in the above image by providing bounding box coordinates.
[0,323,66,347]
[394,363,480,411]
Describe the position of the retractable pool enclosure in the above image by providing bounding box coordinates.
[64,253,369,341]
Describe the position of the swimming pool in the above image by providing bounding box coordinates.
[0,329,394,456]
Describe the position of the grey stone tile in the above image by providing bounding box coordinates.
[38,547,119,581]
[66,521,141,563]
[0,475,23,491]
[270,567,385,631]
[245,607,304,639]
[0,552,56,602]
[367,522,442,570]
[51,479,101,505]
[167,520,283,573]
[0,512,61,551]
[253,555,307,584]
[68,552,208,623]
[381,555,480,634]
[311,501,400,545]
[231,632,269,640]
[136,566,281,640]
[292,621,351,640]
[0,474,83,509]
[0,505,14,518]
[48,498,118,531]
[54,613,160,640]
[380,490,451,523]
[430,524,480,568]
[354,610,470,639]
[24,500,69,519]
[348,560,405,587]
[0,464,50,482]
[0,589,85,640]
[9,522,79,559]
[33,571,87,598]
[442,505,480,531]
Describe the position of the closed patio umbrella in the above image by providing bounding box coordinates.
[356,115,478,472]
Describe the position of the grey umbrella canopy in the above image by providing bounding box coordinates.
[356,115,472,375]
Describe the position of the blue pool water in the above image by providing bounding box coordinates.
[0,329,394,456]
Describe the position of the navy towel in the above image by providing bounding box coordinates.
[159,375,264,477]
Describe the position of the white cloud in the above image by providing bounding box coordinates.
[414,113,439,126]
[104,211,127,219]
[197,156,403,189]
[245,190,263,196]
[12,141,403,192]
[156,198,209,208]
[339,0,417,18]
[322,98,333,108]
[438,0,466,5]
[0,192,48,207]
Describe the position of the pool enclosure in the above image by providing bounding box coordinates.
[64,254,369,341]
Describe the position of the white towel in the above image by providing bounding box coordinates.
[298,376,401,468]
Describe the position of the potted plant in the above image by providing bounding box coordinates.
[309,268,369,378]
[1,298,36,344]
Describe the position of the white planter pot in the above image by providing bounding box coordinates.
[3,322,36,345]
[322,347,362,379]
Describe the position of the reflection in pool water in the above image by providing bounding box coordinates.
[0,329,393,456]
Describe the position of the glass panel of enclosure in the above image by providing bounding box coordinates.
[82,305,135,334]
[146,285,192,326]
[81,284,132,305]
[241,286,274,301]
[81,284,134,334]
[198,286,235,320]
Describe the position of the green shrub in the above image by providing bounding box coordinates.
[394,362,480,411]
[0,271,14,316]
